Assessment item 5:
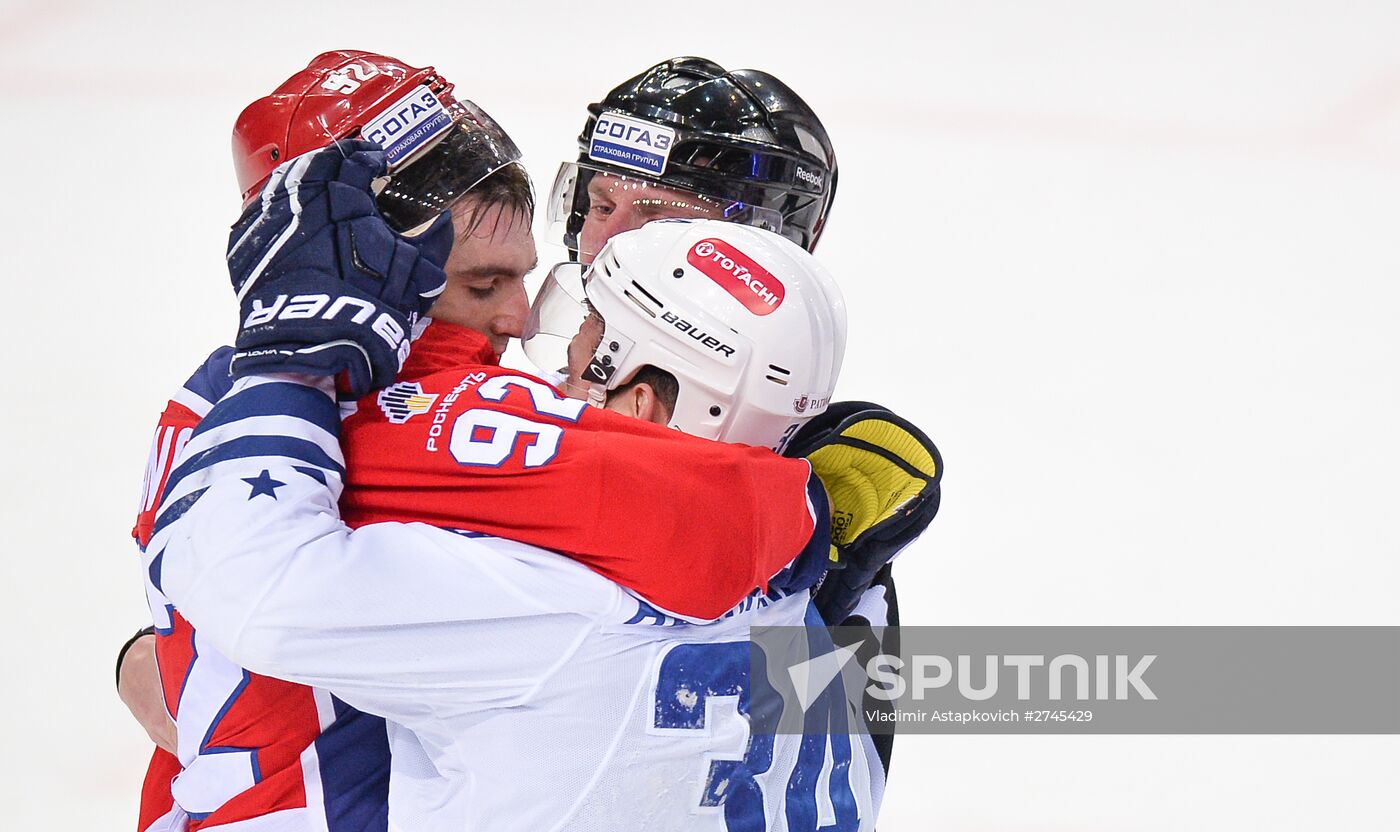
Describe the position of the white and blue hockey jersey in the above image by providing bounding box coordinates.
[149,374,883,831]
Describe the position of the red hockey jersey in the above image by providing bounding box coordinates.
[132,321,821,831]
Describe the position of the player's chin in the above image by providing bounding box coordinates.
[492,338,510,360]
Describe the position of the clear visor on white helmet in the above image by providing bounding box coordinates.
[522,261,623,406]
[545,161,783,263]
[522,262,592,378]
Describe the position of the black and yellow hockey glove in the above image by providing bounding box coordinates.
[785,402,942,623]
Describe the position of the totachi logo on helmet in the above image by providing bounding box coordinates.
[687,238,786,316]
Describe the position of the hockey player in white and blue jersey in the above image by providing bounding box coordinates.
[151,143,940,830]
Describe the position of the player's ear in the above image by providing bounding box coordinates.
[607,382,669,426]
[633,383,670,426]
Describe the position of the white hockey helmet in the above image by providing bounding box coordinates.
[525,219,846,450]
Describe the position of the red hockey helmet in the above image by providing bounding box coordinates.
[232,50,521,230]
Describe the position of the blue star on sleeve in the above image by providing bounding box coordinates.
[242,470,287,500]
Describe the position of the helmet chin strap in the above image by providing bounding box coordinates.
[586,384,608,409]
[559,372,610,410]
[576,345,620,410]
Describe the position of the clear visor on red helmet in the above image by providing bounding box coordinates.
[546,161,782,263]
[373,99,522,233]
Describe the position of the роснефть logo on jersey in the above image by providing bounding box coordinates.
[687,238,785,316]
[378,381,439,424]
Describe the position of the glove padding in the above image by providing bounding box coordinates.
[226,140,453,396]
[785,401,942,623]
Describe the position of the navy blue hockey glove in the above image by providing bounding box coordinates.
[784,402,942,624]
[226,140,452,397]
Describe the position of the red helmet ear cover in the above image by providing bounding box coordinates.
[231,50,456,203]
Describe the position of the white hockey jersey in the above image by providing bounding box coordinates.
[149,375,882,831]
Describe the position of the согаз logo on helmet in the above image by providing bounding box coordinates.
[686,238,786,316]
[362,86,453,169]
[593,117,673,152]
[588,112,676,176]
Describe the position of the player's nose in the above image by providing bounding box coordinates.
[495,282,530,339]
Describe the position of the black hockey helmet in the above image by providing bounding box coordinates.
[547,57,838,257]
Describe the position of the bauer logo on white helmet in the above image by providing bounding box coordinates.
[687,238,785,316]
[523,219,844,450]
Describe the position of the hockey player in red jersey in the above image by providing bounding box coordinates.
[144,140,938,828]
[121,53,875,832]
[121,52,936,832]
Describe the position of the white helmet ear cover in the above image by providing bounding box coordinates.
[582,326,636,387]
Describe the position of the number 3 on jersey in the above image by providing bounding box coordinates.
[449,376,586,469]
[654,640,861,831]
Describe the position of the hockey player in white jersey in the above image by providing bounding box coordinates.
[151,143,939,830]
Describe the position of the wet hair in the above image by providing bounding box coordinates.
[453,162,535,240]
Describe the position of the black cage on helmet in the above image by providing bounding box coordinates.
[562,57,838,253]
